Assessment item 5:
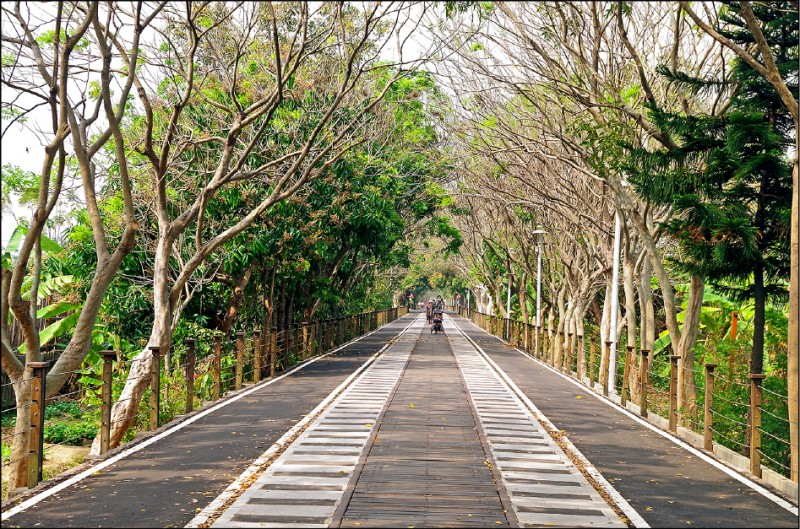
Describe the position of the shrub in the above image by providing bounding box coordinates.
[1,410,15,428]
[43,421,98,445]
[44,401,84,420]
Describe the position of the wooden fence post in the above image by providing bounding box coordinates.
[301,322,309,360]
[100,351,115,455]
[27,362,48,488]
[213,336,221,401]
[704,364,717,451]
[669,355,681,432]
[253,330,261,383]
[185,338,195,414]
[749,373,766,478]
[269,327,277,378]
[565,333,573,375]
[639,349,650,418]
[621,346,633,407]
[235,331,245,390]
[149,346,160,431]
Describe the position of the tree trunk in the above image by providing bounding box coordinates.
[90,238,173,454]
[562,296,575,367]
[751,261,767,376]
[495,274,509,318]
[636,256,655,407]
[554,287,566,366]
[220,264,256,335]
[519,271,529,324]
[623,252,640,403]
[6,378,31,497]
[639,257,655,352]
[599,280,612,380]
[574,298,588,378]
[676,274,703,426]
[263,268,276,326]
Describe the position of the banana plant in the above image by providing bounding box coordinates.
[652,284,745,356]
[3,225,81,354]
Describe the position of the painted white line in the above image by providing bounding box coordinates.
[450,318,649,528]
[1,315,413,522]
[457,316,798,517]
[187,314,422,527]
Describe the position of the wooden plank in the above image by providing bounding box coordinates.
[337,331,512,528]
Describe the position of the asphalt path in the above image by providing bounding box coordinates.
[2,315,416,529]
[453,314,799,528]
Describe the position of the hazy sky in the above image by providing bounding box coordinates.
[0,1,434,247]
[1,121,42,245]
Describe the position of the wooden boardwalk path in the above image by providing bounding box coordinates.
[338,318,508,528]
[2,312,797,528]
[209,315,624,528]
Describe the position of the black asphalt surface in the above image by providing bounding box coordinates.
[3,315,416,528]
[453,314,799,528]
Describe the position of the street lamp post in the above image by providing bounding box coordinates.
[506,272,512,340]
[607,210,622,395]
[532,228,547,358]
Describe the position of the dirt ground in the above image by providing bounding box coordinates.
[1,443,89,499]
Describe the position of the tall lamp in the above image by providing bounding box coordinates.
[506,272,513,340]
[532,227,547,358]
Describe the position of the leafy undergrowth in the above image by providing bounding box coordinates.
[1,401,95,500]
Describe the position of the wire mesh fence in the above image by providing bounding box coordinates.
[463,308,793,481]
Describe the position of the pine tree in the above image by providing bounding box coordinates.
[626,1,796,377]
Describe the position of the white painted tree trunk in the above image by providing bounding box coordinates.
[599,280,612,387]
